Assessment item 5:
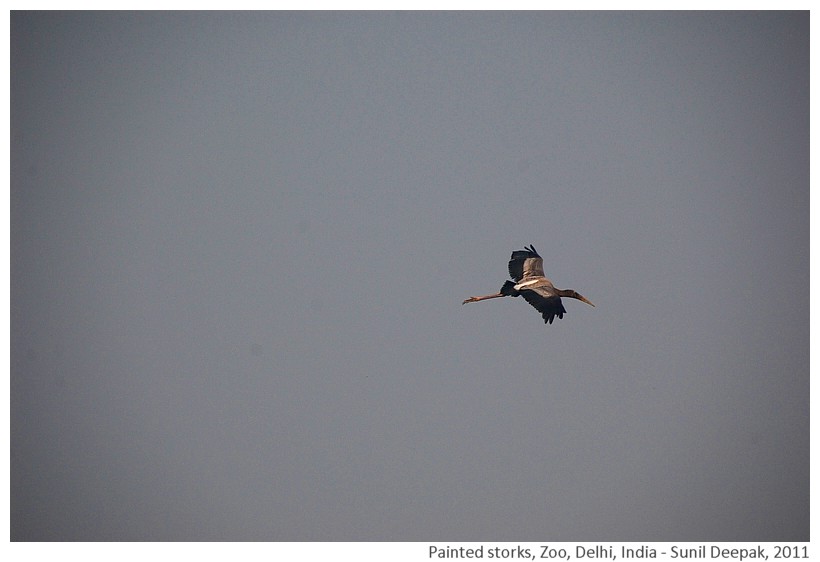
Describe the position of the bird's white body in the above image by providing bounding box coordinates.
[513,278,550,291]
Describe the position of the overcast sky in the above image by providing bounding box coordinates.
[11,11,808,541]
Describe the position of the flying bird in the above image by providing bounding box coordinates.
[462,245,595,324]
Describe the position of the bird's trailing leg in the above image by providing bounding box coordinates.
[462,292,505,305]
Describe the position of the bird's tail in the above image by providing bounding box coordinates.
[500,280,519,297]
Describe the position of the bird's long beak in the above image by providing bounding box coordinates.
[577,294,595,307]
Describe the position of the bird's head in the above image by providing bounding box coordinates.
[568,290,595,307]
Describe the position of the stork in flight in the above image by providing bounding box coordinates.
[462,245,595,324]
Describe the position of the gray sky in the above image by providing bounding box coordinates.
[11,11,808,541]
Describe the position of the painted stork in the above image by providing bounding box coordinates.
[462,245,594,324]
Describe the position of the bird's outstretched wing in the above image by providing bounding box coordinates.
[508,244,545,281]
[520,287,566,324]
